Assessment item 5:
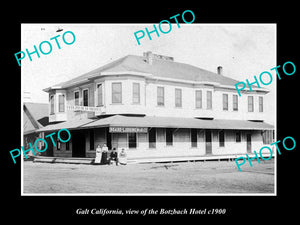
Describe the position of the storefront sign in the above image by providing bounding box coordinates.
[67,105,102,112]
[109,127,148,133]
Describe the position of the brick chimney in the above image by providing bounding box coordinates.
[143,51,153,65]
[217,66,223,75]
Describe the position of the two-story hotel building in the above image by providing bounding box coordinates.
[39,51,274,160]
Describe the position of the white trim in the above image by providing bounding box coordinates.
[101,71,152,77]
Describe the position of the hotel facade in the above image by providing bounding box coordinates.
[38,51,274,160]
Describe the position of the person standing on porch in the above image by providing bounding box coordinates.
[101,144,109,165]
[94,144,102,164]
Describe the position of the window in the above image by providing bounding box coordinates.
[50,95,54,114]
[175,88,182,107]
[195,90,202,109]
[74,91,79,106]
[236,131,241,142]
[132,83,140,104]
[112,82,122,104]
[66,142,69,151]
[219,130,225,147]
[248,96,254,112]
[207,91,212,109]
[97,84,103,106]
[223,94,228,111]
[166,128,173,146]
[157,86,164,106]
[233,94,238,111]
[259,96,263,112]
[59,95,65,112]
[83,89,89,106]
[128,133,137,148]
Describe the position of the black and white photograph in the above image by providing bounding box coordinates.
[4,5,298,221]
[21,23,276,195]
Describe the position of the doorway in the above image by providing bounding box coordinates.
[246,133,252,153]
[72,130,86,157]
[106,127,112,150]
[191,129,197,148]
[205,130,212,154]
[149,128,156,148]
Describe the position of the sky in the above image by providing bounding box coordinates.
[21,23,276,124]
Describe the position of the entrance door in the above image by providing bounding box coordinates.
[246,133,252,153]
[128,133,137,148]
[205,130,212,154]
[191,129,197,148]
[106,127,112,150]
[149,128,156,148]
[72,130,86,157]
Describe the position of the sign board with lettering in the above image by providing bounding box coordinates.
[67,105,103,112]
[109,127,148,133]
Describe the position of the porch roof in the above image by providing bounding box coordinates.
[37,118,96,132]
[37,115,274,132]
[81,115,274,130]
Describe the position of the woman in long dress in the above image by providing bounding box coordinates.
[94,144,102,164]
[101,144,109,165]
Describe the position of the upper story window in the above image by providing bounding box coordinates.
[112,82,122,104]
[195,90,202,109]
[259,96,263,112]
[58,95,65,112]
[223,94,228,111]
[50,95,54,114]
[97,83,103,106]
[157,86,164,106]
[132,83,140,104]
[207,90,212,109]
[175,88,182,107]
[233,94,238,111]
[83,89,89,106]
[248,96,254,112]
[74,91,79,106]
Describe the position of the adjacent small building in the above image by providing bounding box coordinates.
[23,102,50,155]
[38,52,274,159]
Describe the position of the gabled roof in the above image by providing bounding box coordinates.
[23,103,49,135]
[44,53,263,91]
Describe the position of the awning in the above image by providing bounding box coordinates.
[37,115,274,132]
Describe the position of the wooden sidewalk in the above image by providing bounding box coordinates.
[32,153,274,165]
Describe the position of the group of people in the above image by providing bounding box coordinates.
[94,144,127,166]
